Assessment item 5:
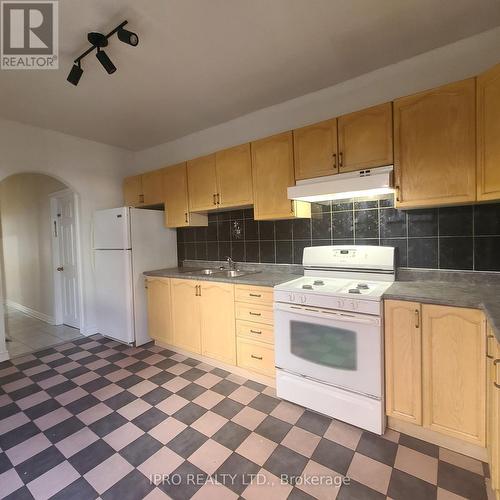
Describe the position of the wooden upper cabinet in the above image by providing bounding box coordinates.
[477,64,500,201]
[215,144,253,208]
[293,119,338,180]
[187,154,218,211]
[163,163,207,228]
[338,103,393,173]
[142,169,166,206]
[394,78,476,208]
[384,300,422,425]
[146,277,172,345]
[251,132,311,220]
[422,304,486,446]
[123,175,143,206]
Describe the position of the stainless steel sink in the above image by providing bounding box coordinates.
[195,268,219,275]
[219,270,260,278]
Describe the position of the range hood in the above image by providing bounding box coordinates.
[288,166,394,202]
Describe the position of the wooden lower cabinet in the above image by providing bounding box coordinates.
[384,300,422,425]
[422,305,486,446]
[170,279,201,354]
[145,277,172,345]
[199,282,236,365]
[487,328,500,497]
[385,301,487,449]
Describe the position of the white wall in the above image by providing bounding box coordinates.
[0,174,67,319]
[132,27,500,172]
[0,118,132,360]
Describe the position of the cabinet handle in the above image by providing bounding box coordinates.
[249,311,261,316]
[185,212,189,224]
[487,335,495,359]
[213,194,217,205]
[249,293,262,298]
[217,193,221,205]
[251,354,263,360]
[415,309,420,328]
[332,153,337,169]
[290,200,294,214]
[250,329,262,335]
[195,285,201,296]
[395,186,401,203]
[494,359,500,389]
[339,152,343,168]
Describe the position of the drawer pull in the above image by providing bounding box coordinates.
[249,312,261,316]
[250,329,262,335]
[251,354,263,360]
[249,293,262,298]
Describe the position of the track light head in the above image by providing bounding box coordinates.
[87,32,108,48]
[67,62,83,86]
[117,27,139,46]
[96,48,116,74]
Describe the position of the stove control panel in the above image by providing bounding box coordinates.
[274,290,382,315]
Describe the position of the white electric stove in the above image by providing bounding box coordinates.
[274,245,395,434]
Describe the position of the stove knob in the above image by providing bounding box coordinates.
[289,293,296,302]
[350,300,358,310]
[300,295,307,303]
[337,299,345,309]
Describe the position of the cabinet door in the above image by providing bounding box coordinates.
[251,132,310,220]
[422,305,486,446]
[199,282,236,365]
[394,79,476,208]
[187,154,218,212]
[146,278,172,344]
[163,163,208,228]
[170,279,201,354]
[338,103,393,173]
[123,175,143,206]
[142,170,165,206]
[293,119,338,180]
[216,144,253,208]
[487,327,500,492]
[384,300,422,425]
[477,64,500,201]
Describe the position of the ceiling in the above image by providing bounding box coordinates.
[1,0,500,151]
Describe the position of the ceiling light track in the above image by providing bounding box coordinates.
[67,20,139,86]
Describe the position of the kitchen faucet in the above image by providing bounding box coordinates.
[225,256,236,270]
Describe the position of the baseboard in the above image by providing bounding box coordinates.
[5,300,55,325]
[154,341,276,389]
[80,324,99,337]
[388,417,488,461]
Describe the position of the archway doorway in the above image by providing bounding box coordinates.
[0,173,84,358]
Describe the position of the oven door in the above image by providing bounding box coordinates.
[274,302,382,397]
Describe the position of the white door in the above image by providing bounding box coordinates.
[93,207,131,250]
[54,192,81,328]
[94,250,134,344]
[274,302,382,397]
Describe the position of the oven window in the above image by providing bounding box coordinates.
[290,320,357,370]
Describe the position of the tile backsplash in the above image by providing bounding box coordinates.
[176,196,500,272]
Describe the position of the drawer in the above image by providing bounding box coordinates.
[235,302,274,325]
[235,285,273,306]
[236,320,274,345]
[237,338,275,377]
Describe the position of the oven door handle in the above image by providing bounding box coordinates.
[276,303,379,325]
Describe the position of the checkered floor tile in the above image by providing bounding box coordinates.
[0,334,491,499]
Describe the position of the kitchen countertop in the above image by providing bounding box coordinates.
[384,280,500,343]
[144,264,500,342]
[143,266,301,287]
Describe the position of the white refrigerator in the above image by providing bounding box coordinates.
[93,207,177,346]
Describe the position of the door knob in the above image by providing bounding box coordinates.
[57,266,64,272]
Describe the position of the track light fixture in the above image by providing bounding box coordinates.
[66,20,138,86]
